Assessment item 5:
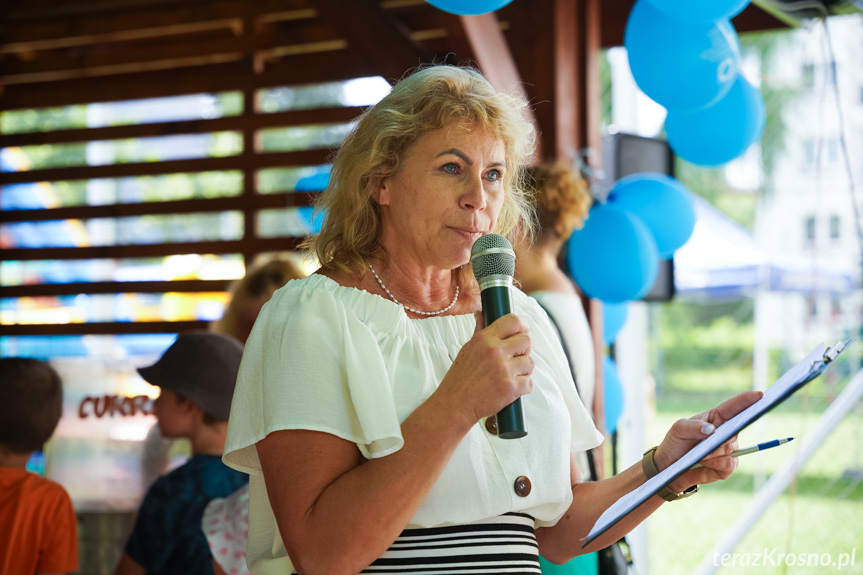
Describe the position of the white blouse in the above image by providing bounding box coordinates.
[529,290,598,480]
[223,274,603,575]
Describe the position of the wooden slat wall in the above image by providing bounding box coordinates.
[0,0,473,337]
[0,0,790,341]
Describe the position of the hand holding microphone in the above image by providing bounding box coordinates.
[471,234,528,439]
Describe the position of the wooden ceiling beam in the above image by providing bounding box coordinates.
[0,0,451,56]
[0,19,243,55]
[1,3,248,51]
[2,53,248,86]
[0,53,377,110]
[313,0,432,81]
[498,0,602,161]
[0,0,309,50]
[459,13,523,96]
[2,0,231,21]
[0,106,365,148]
[0,149,331,185]
[1,25,321,79]
[1,22,461,86]
[498,0,555,161]
[457,12,538,155]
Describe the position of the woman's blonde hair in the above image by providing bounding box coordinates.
[306,65,537,272]
[525,162,592,241]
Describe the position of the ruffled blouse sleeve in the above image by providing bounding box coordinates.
[223,279,405,476]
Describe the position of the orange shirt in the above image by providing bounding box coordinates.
[0,466,79,575]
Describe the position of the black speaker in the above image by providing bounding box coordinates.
[601,132,676,302]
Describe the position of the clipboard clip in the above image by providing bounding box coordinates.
[811,339,853,368]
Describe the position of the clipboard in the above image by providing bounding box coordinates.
[584,339,852,547]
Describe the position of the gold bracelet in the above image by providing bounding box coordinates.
[641,446,699,502]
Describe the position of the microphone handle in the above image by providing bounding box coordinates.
[480,285,527,439]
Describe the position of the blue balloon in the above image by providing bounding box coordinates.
[603,302,629,344]
[625,0,740,111]
[607,173,696,259]
[603,356,625,434]
[426,0,514,15]
[567,204,660,304]
[646,0,750,23]
[665,75,766,167]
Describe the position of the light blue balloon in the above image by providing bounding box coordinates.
[665,74,766,167]
[625,0,740,111]
[567,204,659,304]
[603,356,625,434]
[603,302,629,344]
[607,173,696,259]
[426,0,514,15]
[646,0,750,23]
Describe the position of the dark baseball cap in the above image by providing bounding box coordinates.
[137,331,244,421]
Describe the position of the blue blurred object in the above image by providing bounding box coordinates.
[603,356,625,434]
[0,334,177,359]
[567,203,660,304]
[297,207,326,234]
[625,0,740,111]
[607,172,696,259]
[3,221,81,249]
[26,451,46,476]
[645,0,750,23]
[603,302,629,344]
[0,184,48,209]
[665,74,766,167]
[295,171,331,192]
[296,171,330,234]
[426,0,514,15]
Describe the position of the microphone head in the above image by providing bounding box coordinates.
[471,233,515,280]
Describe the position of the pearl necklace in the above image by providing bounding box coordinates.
[367,262,459,316]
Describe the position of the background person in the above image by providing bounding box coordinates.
[211,255,306,344]
[516,161,598,469]
[201,256,304,575]
[222,65,759,575]
[0,357,79,575]
[114,332,248,575]
[515,161,603,575]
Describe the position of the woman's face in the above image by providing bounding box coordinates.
[375,122,507,270]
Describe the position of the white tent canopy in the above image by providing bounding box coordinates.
[674,194,857,299]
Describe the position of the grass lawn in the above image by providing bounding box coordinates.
[640,392,863,574]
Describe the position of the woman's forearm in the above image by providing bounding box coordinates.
[537,460,665,563]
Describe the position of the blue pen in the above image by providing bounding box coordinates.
[690,437,794,469]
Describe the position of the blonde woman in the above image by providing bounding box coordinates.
[223,65,759,575]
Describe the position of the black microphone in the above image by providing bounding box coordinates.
[471,233,526,439]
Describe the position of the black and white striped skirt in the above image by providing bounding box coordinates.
[360,512,541,574]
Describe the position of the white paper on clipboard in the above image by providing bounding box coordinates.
[584,340,850,546]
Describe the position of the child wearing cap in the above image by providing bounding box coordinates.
[114,332,248,575]
[0,358,79,575]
